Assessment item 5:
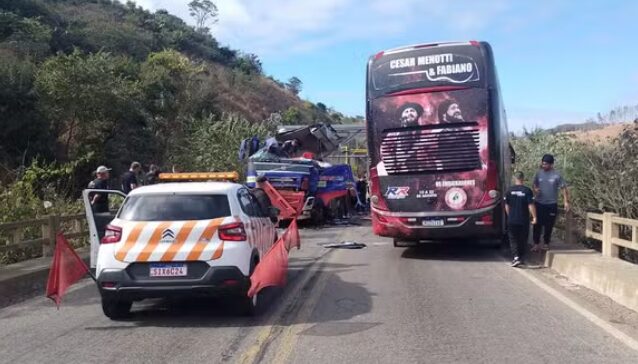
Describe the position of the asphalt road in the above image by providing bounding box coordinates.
[2,222,638,363]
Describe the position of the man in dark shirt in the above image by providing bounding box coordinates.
[121,161,141,194]
[532,154,569,251]
[355,176,368,212]
[505,171,537,267]
[145,164,161,185]
[252,176,273,217]
[88,165,111,213]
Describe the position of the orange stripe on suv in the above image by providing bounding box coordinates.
[186,218,223,261]
[160,220,197,262]
[114,222,146,261]
[136,222,172,262]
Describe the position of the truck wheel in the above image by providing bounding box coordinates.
[101,298,132,320]
[311,199,325,225]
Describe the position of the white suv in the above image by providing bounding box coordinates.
[92,182,277,319]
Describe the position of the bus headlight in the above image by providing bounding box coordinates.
[370,195,379,205]
[488,190,500,199]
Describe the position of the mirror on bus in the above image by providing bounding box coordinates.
[509,143,516,165]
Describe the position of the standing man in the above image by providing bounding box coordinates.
[121,161,141,194]
[145,164,161,185]
[252,176,273,217]
[532,154,570,251]
[355,175,368,213]
[88,165,111,213]
[505,171,537,267]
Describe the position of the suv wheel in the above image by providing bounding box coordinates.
[102,298,132,320]
[241,258,260,316]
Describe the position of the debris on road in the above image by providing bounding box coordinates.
[322,241,367,249]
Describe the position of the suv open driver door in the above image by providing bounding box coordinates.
[82,189,126,268]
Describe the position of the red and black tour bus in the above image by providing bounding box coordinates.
[366,41,513,247]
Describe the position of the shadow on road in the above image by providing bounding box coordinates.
[82,262,373,331]
[400,241,506,262]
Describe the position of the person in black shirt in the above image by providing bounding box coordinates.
[252,176,273,217]
[88,165,111,213]
[504,171,537,267]
[145,164,161,185]
[121,161,141,194]
[355,175,368,213]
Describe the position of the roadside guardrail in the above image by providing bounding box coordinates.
[0,214,88,259]
[586,212,638,258]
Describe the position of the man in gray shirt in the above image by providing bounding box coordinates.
[532,154,570,251]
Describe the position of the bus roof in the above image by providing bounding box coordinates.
[375,41,481,58]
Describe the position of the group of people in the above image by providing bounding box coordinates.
[504,154,569,267]
[87,162,162,213]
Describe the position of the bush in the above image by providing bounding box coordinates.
[511,124,638,219]
[170,114,277,177]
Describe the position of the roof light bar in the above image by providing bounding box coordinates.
[158,171,239,182]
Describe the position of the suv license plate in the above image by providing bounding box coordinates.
[150,263,187,277]
[422,219,444,227]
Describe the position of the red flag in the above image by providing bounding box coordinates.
[46,233,90,308]
[247,235,288,298]
[282,219,300,251]
[247,219,301,298]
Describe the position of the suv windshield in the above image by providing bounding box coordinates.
[118,194,231,221]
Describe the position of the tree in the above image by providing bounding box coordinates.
[140,50,209,162]
[316,102,327,113]
[282,107,302,125]
[35,50,144,163]
[234,53,262,75]
[0,54,51,168]
[188,0,218,33]
[286,76,302,96]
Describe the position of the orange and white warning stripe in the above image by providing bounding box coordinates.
[114,218,227,263]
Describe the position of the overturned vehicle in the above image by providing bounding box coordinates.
[241,124,357,224]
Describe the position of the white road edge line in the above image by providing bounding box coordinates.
[513,266,638,352]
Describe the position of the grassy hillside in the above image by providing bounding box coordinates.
[0,0,341,177]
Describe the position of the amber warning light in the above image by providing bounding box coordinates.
[158,171,239,182]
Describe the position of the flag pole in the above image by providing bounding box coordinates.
[87,270,97,282]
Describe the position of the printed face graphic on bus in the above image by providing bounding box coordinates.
[398,102,424,127]
[438,99,464,124]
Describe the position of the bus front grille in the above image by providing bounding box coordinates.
[380,125,481,174]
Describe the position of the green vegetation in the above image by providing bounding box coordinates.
[512,123,638,219]
[0,0,345,214]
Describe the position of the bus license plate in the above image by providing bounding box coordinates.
[150,263,187,277]
[422,219,444,227]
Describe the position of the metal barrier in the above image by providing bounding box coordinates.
[586,212,638,258]
[0,213,88,259]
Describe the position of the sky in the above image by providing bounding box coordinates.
[134,0,638,131]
